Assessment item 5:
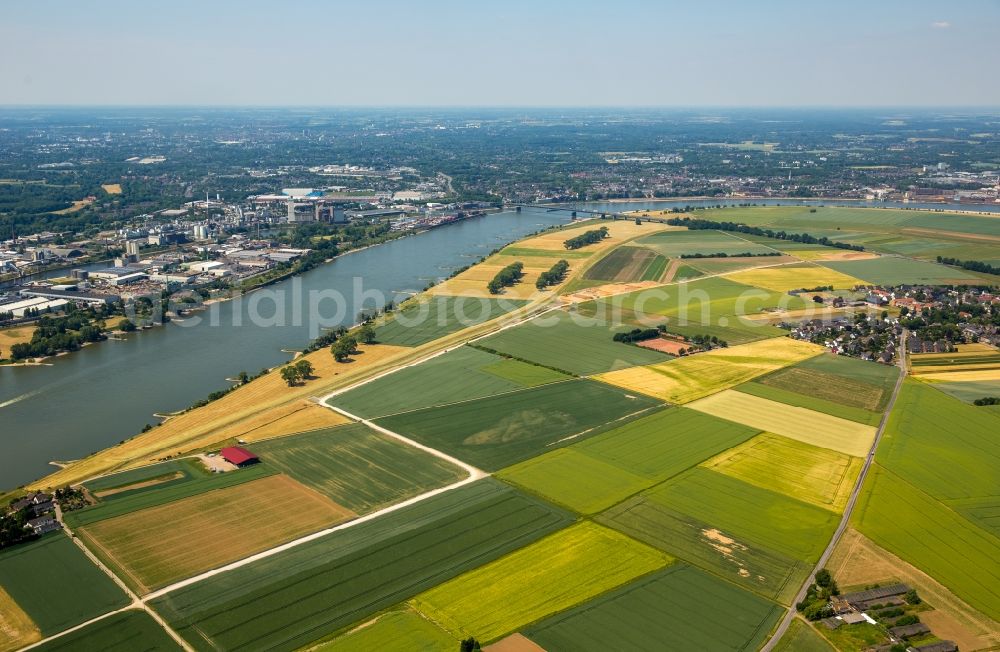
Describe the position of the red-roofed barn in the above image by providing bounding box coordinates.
[220,446,260,468]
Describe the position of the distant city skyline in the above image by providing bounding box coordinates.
[2,0,999,107]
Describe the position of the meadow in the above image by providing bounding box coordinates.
[150,480,573,652]
[774,619,835,652]
[249,424,465,512]
[635,230,780,257]
[30,610,180,652]
[822,256,983,285]
[0,534,129,636]
[374,379,662,471]
[596,337,822,404]
[925,378,1000,404]
[329,346,569,419]
[78,474,354,593]
[687,389,876,457]
[410,522,672,642]
[313,610,455,652]
[701,433,863,512]
[526,564,783,652]
[498,407,759,514]
[375,296,528,346]
[475,309,670,375]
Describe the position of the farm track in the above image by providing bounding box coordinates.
[759,329,908,651]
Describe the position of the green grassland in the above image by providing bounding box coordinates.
[410,522,672,642]
[822,257,983,285]
[248,424,465,513]
[636,230,780,257]
[583,246,662,282]
[150,479,573,652]
[64,463,275,528]
[31,610,181,652]
[525,564,782,652]
[773,618,835,652]
[498,407,759,514]
[328,346,569,419]
[375,296,528,347]
[475,309,670,375]
[758,354,898,413]
[853,466,1000,621]
[0,533,130,636]
[877,380,1000,501]
[501,246,591,259]
[313,610,456,652]
[375,379,662,471]
[82,458,208,500]
[735,382,882,426]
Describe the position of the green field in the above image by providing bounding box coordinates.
[773,618,835,652]
[910,352,1000,367]
[735,382,882,426]
[822,257,982,285]
[31,610,180,652]
[64,463,275,528]
[583,246,666,282]
[150,480,573,652]
[526,564,782,652]
[0,533,130,636]
[249,424,465,513]
[476,309,670,375]
[375,379,662,471]
[498,407,759,513]
[411,522,672,642]
[757,353,898,413]
[82,458,208,500]
[375,296,528,347]
[641,253,669,281]
[853,465,1000,621]
[501,246,591,259]
[329,346,569,419]
[313,610,456,652]
[636,230,780,257]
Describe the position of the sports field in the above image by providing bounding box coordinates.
[30,610,180,652]
[249,424,465,513]
[635,230,779,257]
[476,309,670,375]
[375,296,528,346]
[0,534,129,636]
[411,522,672,642]
[596,336,822,404]
[374,379,662,470]
[314,610,456,652]
[725,262,863,291]
[526,564,783,652]
[687,389,877,457]
[822,256,983,285]
[329,346,569,418]
[583,246,665,282]
[150,480,573,652]
[701,433,863,512]
[498,407,759,513]
[78,474,354,593]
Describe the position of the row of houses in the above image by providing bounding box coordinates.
[7,492,62,536]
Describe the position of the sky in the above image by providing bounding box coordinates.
[1,0,999,107]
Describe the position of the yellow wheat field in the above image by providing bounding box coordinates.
[724,263,864,292]
[791,250,879,262]
[513,219,677,252]
[0,586,40,652]
[687,390,876,457]
[595,337,823,404]
[427,254,574,299]
[914,369,1000,383]
[101,183,123,194]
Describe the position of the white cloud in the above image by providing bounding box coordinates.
[931,21,951,29]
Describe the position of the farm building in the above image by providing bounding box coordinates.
[839,583,910,609]
[912,642,957,652]
[220,446,260,468]
[890,622,930,639]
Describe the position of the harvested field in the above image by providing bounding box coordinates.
[151,480,573,652]
[791,249,879,262]
[687,390,877,457]
[634,337,687,355]
[249,424,465,513]
[375,379,662,471]
[0,585,40,652]
[0,534,129,636]
[513,219,674,252]
[375,296,528,345]
[828,528,1000,652]
[428,255,569,300]
[526,565,783,652]
[595,337,823,404]
[559,280,662,303]
[484,633,546,652]
[701,433,863,512]
[100,183,122,194]
[30,610,180,652]
[209,401,350,445]
[724,262,864,291]
[410,522,672,642]
[583,246,661,282]
[0,325,35,352]
[915,368,1000,382]
[78,474,355,593]
[314,609,456,652]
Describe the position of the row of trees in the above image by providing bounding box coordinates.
[564,226,609,250]
[936,255,999,277]
[612,327,661,343]
[665,217,865,251]
[487,261,524,294]
[679,251,782,259]
[280,359,314,386]
[535,259,569,289]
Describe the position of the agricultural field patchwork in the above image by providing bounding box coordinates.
[687,389,877,457]
[734,382,882,426]
[596,336,822,404]
[410,522,672,642]
[701,433,863,512]
[724,262,864,291]
[375,379,662,471]
[313,609,456,652]
[248,424,466,513]
[475,308,671,375]
[375,296,528,346]
[77,474,354,593]
[30,610,180,652]
[150,480,573,652]
[329,346,569,419]
[82,457,209,501]
[0,534,129,636]
[755,353,897,413]
[526,564,783,652]
[583,245,666,283]
[498,407,759,513]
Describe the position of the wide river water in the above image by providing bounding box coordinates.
[1,199,996,487]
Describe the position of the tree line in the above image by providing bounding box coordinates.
[564,226,609,250]
[488,261,524,294]
[936,255,1000,277]
[679,251,782,259]
[665,217,865,251]
[536,259,569,289]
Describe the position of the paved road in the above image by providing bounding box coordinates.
[760,330,908,650]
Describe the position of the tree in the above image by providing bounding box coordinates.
[904,588,921,605]
[280,366,299,386]
[332,339,353,362]
[119,318,137,332]
[294,359,313,379]
[460,638,481,652]
[237,371,250,384]
[358,323,376,344]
